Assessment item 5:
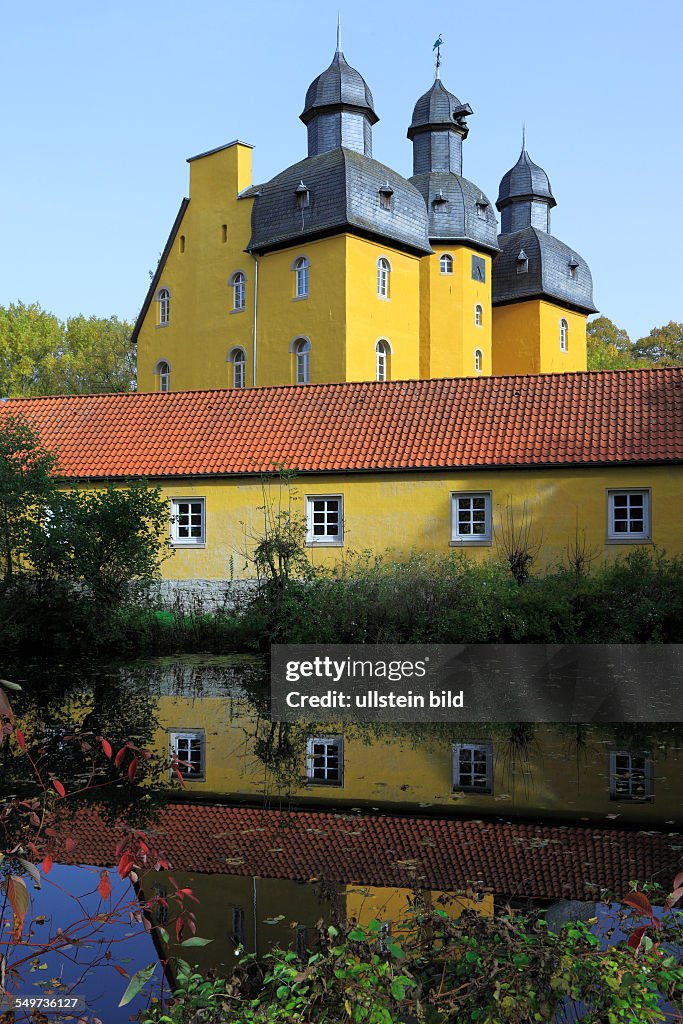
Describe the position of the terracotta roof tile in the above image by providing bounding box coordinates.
[54,804,681,901]
[4,369,683,480]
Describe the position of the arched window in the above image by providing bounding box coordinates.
[293,338,311,384]
[377,257,391,299]
[156,360,171,392]
[475,304,483,328]
[440,253,453,275]
[294,256,309,298]
[375,340,391,382]
[560,318,569,351]
[230,348,246,389]
[157,288,170,326]
[231,271,246,312]
[474,349,483,373]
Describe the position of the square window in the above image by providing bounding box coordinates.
[451,492,492,544]
[452,742,493,793]
[607,490,650,541]
[170,730,205,781]
[171,497,205,546]
[609,751,653,801]
[306,495,343,545]
[306,735,343,786]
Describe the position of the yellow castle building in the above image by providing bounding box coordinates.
[132,42,596,392]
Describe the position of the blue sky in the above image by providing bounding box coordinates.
[1,0,680,342]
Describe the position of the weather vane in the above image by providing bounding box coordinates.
[433,34,443,79]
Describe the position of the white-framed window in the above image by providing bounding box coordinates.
[375,339,391,382]
[170,497,205,546]
[229,347,246,388]
[231,271,246,311]
[452,742,493,793]
[293,337,311,384]
[294,256,309,298]
[306,495,343,545]
[377,257,391,299]
[306,735,343,785]
[169,730,205,780]
[609,751,653,801]
[155,360,171,392]
[474,349,483,373]
[475,304,483,328]
[451,492,491,544]
[439,253,453,275]
[607,489,650,541]
[157,288,170,326]
[560,318,568,351]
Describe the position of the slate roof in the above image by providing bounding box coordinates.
[408,79,472,136]
[53,803,682,901]
[493,226,597,312]
[301,51,378,125]
[410,171,499,251]
[497,146,556,210]
[248,147,432,255]
[5,369,682,480]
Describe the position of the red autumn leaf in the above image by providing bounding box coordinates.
[138,840,149,855]
[627,924,647,951]
[665,886,683,909]
[7,876,29,929]
[187,916,197,936]
[673,871,683,892]
[64,837,76,853]
[114,747,127,768]
[127,757,138,781]
[117,852,135,879]
[172,764,186,789]
[15,728,25,750]
[114,964,129,978]
[175,917,184,943]
[0,686,15,723]
[98,737,112,760]
[623,892,653,918]
[29,812,40,827]
[140,748,153,761]
[98,871,112,901]
[45,827,58,838]
[115,836,129,858]
[51,778,66,798]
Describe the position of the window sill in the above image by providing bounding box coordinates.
[229,308,246,315]
[453,788,493,795]
[449,539,492,547]
[377,295,391,302]
[305,541,344,548]
[606,537,652,545]
[306,780,344,787]
[609,795,653,803]
[171,542,207,549]
[155,323,169,328]
[292,295,308,302]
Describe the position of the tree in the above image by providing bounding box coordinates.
[0,412,57,583]
[28,481,173,604]
[0,301,136,396]
[634,321,683,366]
[586,316,638,371]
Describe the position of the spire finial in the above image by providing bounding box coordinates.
[522,121,526,153]
[432,34,443,79]
[336,11,341,53]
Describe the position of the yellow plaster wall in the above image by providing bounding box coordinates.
[136,143,255,393]
[161,464,682,581]
[492,300,587,376]
[421,247,492,379]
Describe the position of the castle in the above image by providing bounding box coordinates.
[133,41,596,392]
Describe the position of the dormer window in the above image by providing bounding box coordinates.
[516,249,529,274]
[378,182,394,212]
[476,197,489,220]
[295,181,310,210]
[568,257,579,280]
[432,190,448,213]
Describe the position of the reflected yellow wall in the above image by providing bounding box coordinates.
[160,464,682,581]
[492,301,587,375]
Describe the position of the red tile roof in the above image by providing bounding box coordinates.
[55,803,682,901]
[4,369,683,479]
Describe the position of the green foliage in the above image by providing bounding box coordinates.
[0,300,135,396]
[0,411,57,582]
[633,321,683,366]
[588,316,683,371]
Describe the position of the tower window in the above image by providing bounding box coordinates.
[516,249,528,274]
[229,348,246,389]
[155,360,171,392]
[295,180,310,209]
[157,288,170,326]
[375,340,391,382]
[475,304,483,328]
[568,257,579,280]
[560,318,569,351]
[474,349,483,373]
[231,271,246,312]
[293,256,309,298]
[377,257,391,299]
[293,337,311,384]
[222,224,228,243]
[379,182,394,211]
[440,253,453,275]
[432,190,448,213]
[476,199,489,220]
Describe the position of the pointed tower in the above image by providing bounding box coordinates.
[408,75,498,379]
[492,144,597,375]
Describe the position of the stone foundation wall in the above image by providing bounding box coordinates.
[143,578,259,613]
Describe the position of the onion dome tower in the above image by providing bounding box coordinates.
[496,143,556,234]
[300,39,379,158]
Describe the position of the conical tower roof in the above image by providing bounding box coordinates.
[301,51,378,126]
[497,145,556,209]
[408,79,472,139]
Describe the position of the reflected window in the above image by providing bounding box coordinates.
[306,735,343,785]
[169,730,205,780]
[609,751,653,801]
[452,742,493,793]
